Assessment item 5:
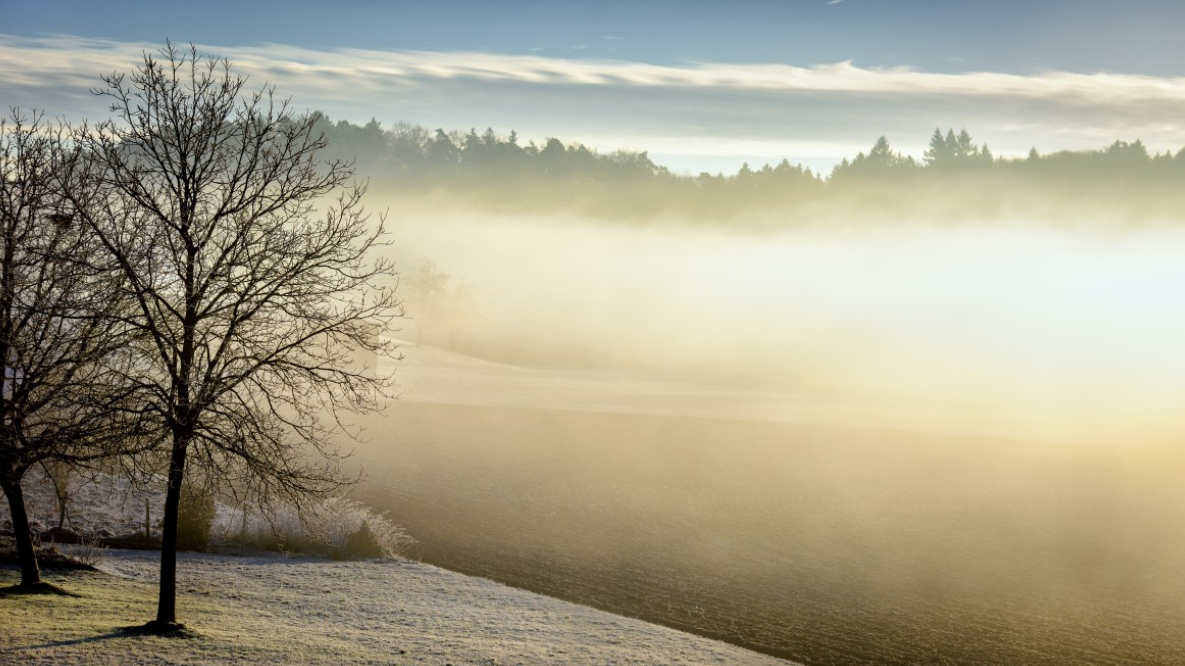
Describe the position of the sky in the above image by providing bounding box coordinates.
[4,0,1185,173]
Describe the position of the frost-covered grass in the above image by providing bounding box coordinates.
[0,468,165,538]
[0,550,794,665]
[1,468,413,559]
[212,496,415,558]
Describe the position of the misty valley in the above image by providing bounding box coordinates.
[6,29,1185,666]
[353,402,1185,666]
[347,211,1185,665]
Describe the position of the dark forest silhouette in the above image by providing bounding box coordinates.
[315,115,1185,221]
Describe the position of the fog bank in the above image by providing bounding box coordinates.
[385,207,1185,446]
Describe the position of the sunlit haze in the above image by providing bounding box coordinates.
[3,4,1184,666]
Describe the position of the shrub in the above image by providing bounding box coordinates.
[342,521,385,559]
[176,482,216,552]
[61,534,108,568]
[213,496,413,558]
[0,536,102,570]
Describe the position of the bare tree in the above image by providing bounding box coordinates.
[0,110,146,591]
[401,262,483,350]
[72,43,400,631]
[41,458,73,533]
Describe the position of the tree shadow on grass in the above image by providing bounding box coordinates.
[118,621,201,638]
[0,581,80,597]
[9,629,128,650]
[7,624,201,651]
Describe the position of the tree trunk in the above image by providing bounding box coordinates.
[48,462,70,532]
[154,433,189,626]
[0,472,41,587]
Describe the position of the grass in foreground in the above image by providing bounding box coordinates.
[1,553,789,666]
[0,581,77,597]
[0,566,379,665]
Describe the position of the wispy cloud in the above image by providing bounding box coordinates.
[10,35,1177,104]
[4,35,1185,172]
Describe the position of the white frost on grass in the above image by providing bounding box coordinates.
[0,467,164,537]
[22,549,793,665]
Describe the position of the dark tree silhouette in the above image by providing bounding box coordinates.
[831,136,917,181]
[0,110,146,591]
[954,129,978,160]
[426,128,460,175]
[925,127,984,168]
[72,43,400,630]
[303,114,1185,220]
[867,136,899,168]
[924,127,952,166]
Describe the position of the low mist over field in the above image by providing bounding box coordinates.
[356,193,1185,664]
[348,202,1185,666]
[6,6,1185,664]
[385,204,1185,446]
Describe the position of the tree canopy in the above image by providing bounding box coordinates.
[0,110,149,589]
[70,43,400,630]
[305,118,1185,222]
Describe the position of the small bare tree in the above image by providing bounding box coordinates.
[72,43,400,631]
[404,262,479,349]
[41,458,73,533]
[0,110,146,591]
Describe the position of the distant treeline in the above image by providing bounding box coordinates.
[314,114,1185,221]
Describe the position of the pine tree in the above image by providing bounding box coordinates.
[955,129,978,159]
[923,128,947,165]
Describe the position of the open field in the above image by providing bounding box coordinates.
[0,550,793,666]
[6,344,1182,665]
[342,347,1185,666]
